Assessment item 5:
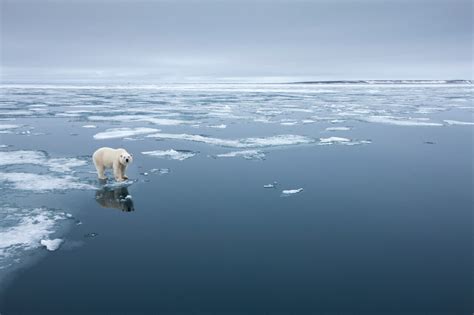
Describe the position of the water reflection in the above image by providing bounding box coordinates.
[95,186,135,212]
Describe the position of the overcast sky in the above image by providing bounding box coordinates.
[1,0,472,82]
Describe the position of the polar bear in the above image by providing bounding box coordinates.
[93,147,133,181]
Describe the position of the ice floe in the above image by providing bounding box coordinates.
[363,116,443,126]
[0,124,21,130]
[141,149,197,161]
[325,127,351,131]
[146,133,314,148]
[82,125,97,128]
[443,120,474,126]
[93,127,160,140]
[89,115,187,126]
[208,124,227,129]
[0,207,71,270]
[281,188,304,196]
[215,150,265,160]
[319,137,351,144]
[264,181,278,188]
[0,172,95,192]
[0,150,87,173]
[40,238,64,251]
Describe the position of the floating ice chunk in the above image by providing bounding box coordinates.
[443,120,474,126]
[0,124,21,130]
[302,119,316,124]
[325,127,351,131]
[0,207,70,270]
[0,172,95,192]
[141,149,197,161]
[93,127,160,140]
[82,125,97,128]
[0,151,87,173]
[264,181,278,188]
[280,121,298,126]
[281,188,304,195]
[208,124,227,129]
[89,115,187,126]
[364,116,443,126]
[40,238,63,251]
[330,119,345,123]
[215,150,265,160]
[0,150,46,166]
[319,137,351,144]
[146,133,314,148]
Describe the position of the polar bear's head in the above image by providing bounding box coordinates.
[119,152,133,166]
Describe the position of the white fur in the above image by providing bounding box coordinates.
[92,147,133,181]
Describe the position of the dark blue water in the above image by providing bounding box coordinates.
[0,84,472,313]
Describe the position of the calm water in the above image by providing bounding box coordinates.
[0,83,472,313]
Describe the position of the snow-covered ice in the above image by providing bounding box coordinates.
[141,149,197,161]
[146,133,314,148]
[281,188,304,195]
[443,120,474,126]
[0,172,95,192]
[215,150,265,160]
[326,127,351,131]
[40,238,64,251]
[93,127,160,140]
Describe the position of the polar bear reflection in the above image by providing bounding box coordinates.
[95,186,135,212]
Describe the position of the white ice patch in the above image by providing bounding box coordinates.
[146,133,314,148]
[281,188,304,195]
[45,158,87,173]
[215,150,265,160]
[364,116,443,126]
[89,115,187,126]
[40,238,63,251]
[141,149,197,161]
[82,125,97,128]
[0,151,87,173]
[0,124,21,130]
[0,172,95,192]
[208,124,227,129]
[319,137,351,144]
[0,207,70,270]
[443,120,474,126]
[326,127,351,131]
[93,127,160,140]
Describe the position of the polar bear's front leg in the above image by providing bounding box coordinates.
[121,164,129,180]
[113,162,124,182]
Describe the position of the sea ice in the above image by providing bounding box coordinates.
[325,127,351,131]
[215,150,265,160]
[0,150,87,173]
[364,116,443,126]
[40,238,64,251]
[146,133,314,148]
[0,207,71,270]
[141,149,197,161]
[93,127,160,140]
[319,137,351,144]
[443,120,474,126]
[89,115,187,126]
[82,125,97,128]
[0,172,95,192]
[208,124,227,129]
[264,181,278,188]
[281,188,304,195]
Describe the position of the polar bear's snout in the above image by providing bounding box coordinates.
[120,153,133,166]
